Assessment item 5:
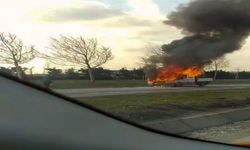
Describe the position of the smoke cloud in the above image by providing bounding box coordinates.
[161,0,250,67]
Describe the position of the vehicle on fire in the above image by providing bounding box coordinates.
[147,66,213,87]
[148,76,213,87]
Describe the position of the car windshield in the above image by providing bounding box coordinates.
[1,0,250,147]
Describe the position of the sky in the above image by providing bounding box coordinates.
[0,0,249,73]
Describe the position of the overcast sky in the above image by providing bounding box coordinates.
[0,0,249,72]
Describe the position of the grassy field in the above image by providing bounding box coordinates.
[76,89,250,123]
[28,79,147,89]
[28,79,250,89]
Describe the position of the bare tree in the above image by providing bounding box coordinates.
[0,33,39,79]
[206,56,230,80]
[48,35,113,82]
[141,47,164,66]
[141,47,164,80]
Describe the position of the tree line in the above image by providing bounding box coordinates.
[45,68,250,80]
[205,70,249,79]
[46,67,145,80]
[1,65,250,80]
[0,66,145,80]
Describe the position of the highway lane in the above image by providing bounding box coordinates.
[54,84,250,98]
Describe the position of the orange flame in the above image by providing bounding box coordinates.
[148,65,203,83]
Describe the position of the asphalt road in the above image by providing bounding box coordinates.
[55,83,250,98]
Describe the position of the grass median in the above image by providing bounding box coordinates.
[76,88,250,123]
[29,79,147,89]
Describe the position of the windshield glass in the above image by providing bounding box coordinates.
[1,0,250,147]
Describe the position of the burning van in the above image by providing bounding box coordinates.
[147,65,213,87]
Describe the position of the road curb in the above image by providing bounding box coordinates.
[143,106,250,134]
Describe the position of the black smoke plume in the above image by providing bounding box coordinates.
[162,0,250,67]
